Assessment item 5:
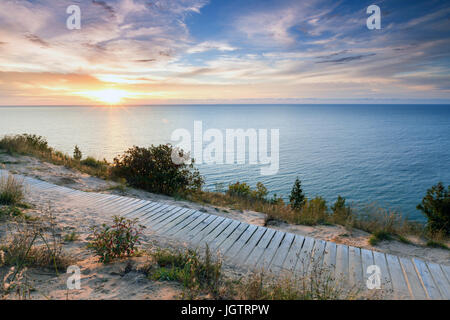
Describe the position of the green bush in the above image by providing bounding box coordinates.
[111,144,203,196]
[227,181,268,201]
[417,182,450,235]
[330,196,353,224]
[227,182,251,198]
[81,156,105,169]
[293,196,328,225]
[89,216,145,263]
[0,134,51,155]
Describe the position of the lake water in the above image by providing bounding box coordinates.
[1,104,449,221]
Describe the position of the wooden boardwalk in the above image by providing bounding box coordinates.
[2,170,449,300]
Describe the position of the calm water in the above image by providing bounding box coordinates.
[1,105,449,221]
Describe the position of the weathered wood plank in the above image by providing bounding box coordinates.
[372,251,393,294]
[335,244,349,283]
[138,204,171,222]
[231,227,267,265]
[281,235,305,271]
[197,219,233,244]
[244,228,276,267]
[426,262,450,299]
[189,216,226,243]
[185,215,220,240]
[322,241,337,270]
[310,239,327,270]
[225,224,258,258]
[151,208,194,232]
[165,211,204,236]
[413,258,442,299]
[269,232,295,272]
[256,231,286,271]
[173,213,210,237]
[385,254,411,299]
[125,202,160,217]
[348,246,363,289]
[206,220,241,251]
[215,222,251,255]
[399,257,428,299]
[294,237,315,275]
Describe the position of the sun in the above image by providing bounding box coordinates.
[79,89,130,105]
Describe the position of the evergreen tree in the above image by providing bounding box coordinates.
[290,177,305,210]
[73,145,82,161]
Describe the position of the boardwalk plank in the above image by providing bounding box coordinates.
[399,257,428,299]
[231,227,267,265]
[225,224,258,258]
[426,262,450,298]
[269,233,295,272]
[165,211,204,237]
[244,228,276,267]
[189,216,226,243]
[335,244,349,284]
[372,251,393,294]
[206,220,241,251]
[294,237,315,275]
[413,258,442,300]
[256,231,286,271]
[281,235,305,271]
[216,223,251,255]
[322,241,337,270]
[385,254,411,299]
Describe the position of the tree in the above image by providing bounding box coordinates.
[73,145,82,161]
[331,195,346,213]
[111,144,204,196]
[289,177,305,210]
[417,182,450,235]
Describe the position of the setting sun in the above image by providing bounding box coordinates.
[77,89,130,105]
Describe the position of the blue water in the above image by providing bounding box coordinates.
[0,105,449,221]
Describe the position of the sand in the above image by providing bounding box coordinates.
[0,151,449,299]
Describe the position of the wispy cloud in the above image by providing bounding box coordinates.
[0,0,449,104]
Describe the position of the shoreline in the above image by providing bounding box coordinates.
[1,151,449,266]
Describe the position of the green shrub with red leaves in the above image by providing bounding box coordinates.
[89,216,145,263]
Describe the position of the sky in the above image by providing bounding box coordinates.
[0,0,449,105]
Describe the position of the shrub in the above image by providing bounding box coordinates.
[293,196,328,225]
[89,216,145,263]
[148,246,222,298]
[0,174,24,205]
[290,177,305,210]
[80,156,104,169]
[269,193,285,206]
[0,134,50,155]
[227,182,251,198]
[111,145,203,196]
[73,145,82,161]
[369,230,392,246]
[252,182,268,200]
[417,182,450,235]
[330,196,353,225]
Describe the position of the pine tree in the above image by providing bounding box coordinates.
[290,177,305,210]
[73,145,82,161]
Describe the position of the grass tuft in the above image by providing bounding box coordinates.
[0,174,24,206]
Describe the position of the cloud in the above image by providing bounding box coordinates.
[187,41,237,53]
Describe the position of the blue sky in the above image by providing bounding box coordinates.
[0,0,449,104]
